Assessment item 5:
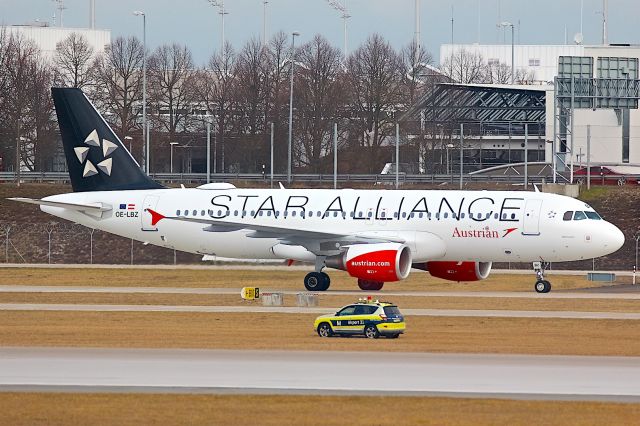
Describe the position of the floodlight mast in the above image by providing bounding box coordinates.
[326,0,350,62]
[208,0,228,53]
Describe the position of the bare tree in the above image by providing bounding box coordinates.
[264,31,291,173]
[400,40,434,105]
[295,35,345,172]
[515,68,537,85]
[346,34,404,172]
[197,42,238,173]
[440,48,485,84]
[0,33,55,173]
[148,43,197,150]
[53,33,95,89]
[484,61,512,84]
[92,36,144,140]
[232,38,269,172]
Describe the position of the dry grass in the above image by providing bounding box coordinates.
[1,311,639,356]
[0,292,639,313]
[0,267,617,292]
[0,393,638,426]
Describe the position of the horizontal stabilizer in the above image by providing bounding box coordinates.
[8,197,112,213]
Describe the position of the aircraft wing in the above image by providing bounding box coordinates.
[8,197,112,213]
[147,209,406,248]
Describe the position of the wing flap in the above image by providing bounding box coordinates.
[8,197,112,212]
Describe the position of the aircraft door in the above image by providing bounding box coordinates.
[522,199,542,236]
[141,195,160,231]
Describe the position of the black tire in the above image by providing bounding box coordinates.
[535,280,552,293]
[364,325,380,339]
[317,322,333,337]
[304,272,325,291]
[386,334,400,339]
[320,272,331,291]
[368,281,384,291]
[357,279,370,291]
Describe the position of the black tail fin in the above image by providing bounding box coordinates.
[52,87,163,192]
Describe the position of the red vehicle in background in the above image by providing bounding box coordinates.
[573,166,640,186]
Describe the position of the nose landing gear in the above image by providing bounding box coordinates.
[533,261,551,293]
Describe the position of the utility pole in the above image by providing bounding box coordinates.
[459,124,464,190]
[327,0,350,62]
[262,1,269,46]
[333,123,338,189]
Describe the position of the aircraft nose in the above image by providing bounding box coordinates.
[604,222,625,253]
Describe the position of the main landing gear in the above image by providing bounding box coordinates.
[357,279,384,291]
[304,272,330,291]
[533,261,551,293]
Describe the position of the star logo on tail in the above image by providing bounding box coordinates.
[75,129,118,178]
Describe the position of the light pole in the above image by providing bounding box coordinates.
[498,21,514,84]
[287,31,300,184]
[634,232,640,285]
[208,0,228,53]
[133,11,147,172]
[124,136,133,153]
[262,1,269,47]
[170,142,179,174]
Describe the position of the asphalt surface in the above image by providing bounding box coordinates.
[0,348,638,401]
[0,303,639,320]
[1,285,639,299]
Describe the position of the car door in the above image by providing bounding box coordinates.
[331,305,358,334]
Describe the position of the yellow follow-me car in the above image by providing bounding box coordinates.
[314,298,406,339]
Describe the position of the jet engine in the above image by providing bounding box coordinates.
[415,261,492,282]
[325,242,412,282]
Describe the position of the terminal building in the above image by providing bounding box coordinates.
[402,43,640,180]
[1,24,111,60]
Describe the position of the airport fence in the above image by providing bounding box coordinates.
[0,221,202,266]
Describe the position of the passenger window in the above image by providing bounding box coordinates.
[573,211,587,221]
[184,210,189,216]
[176,210,180,216]
[563,211,573,221]
[444,212,448,218]
[337,306,357,316]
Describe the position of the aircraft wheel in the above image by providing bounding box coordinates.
[369,281,384,291]
[319,272,331,291]
[357,279,384,291]
[305,272,327,291]
[535,280,551,293]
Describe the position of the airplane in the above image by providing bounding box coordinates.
[10,88,625,293]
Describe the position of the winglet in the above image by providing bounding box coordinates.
[279,182,285,189]
[146,208,166,226]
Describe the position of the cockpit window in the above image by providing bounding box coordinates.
[563,211,573,221]
[573,211,587,220]
[585,211,602,220]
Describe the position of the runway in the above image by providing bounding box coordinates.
[1,302,639,319]
[1,285,639,299]
[0,347,638,401]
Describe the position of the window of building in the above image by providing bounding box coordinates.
[528,58,540,67]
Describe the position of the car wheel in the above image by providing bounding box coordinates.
[317,322,333,337]
[364,325,379,339]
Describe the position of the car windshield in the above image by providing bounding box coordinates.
[383,306,402,316]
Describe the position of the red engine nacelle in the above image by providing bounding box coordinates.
[419,261,492,282]
[326,243,412,282]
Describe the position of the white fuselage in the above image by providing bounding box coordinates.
[40,187,624,265]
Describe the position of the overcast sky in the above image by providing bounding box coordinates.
[1,0,638,64]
